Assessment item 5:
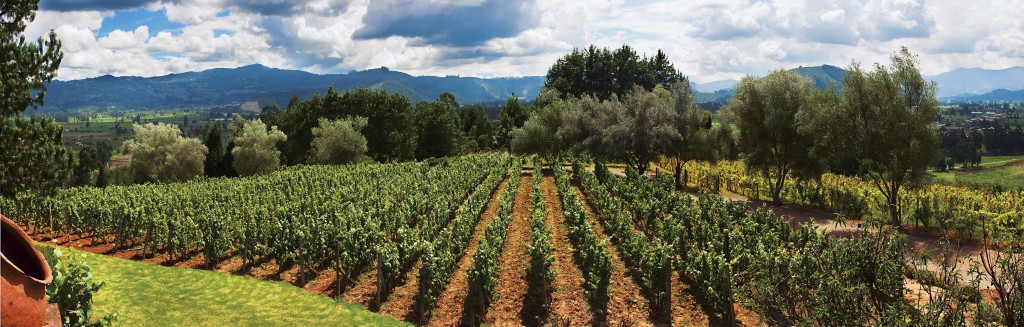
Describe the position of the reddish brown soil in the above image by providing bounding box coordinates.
[378,259,424,323]
[485,175,533,326]
[426,177,510,326]
[341,269,378,307]
[571,185,653,327]
[540,173,594,325]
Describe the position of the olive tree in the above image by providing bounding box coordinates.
[726,70,821,204]
[804,47,939,227]
[123,123,207,183]
[232,118,287,176]
[593,86,679,173]
[307,117,368,165]
[668,78,714,187]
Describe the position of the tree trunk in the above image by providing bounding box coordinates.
[888,184,901,228]
[675,161,682,189]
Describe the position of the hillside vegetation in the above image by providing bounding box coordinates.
[39,65,544,112]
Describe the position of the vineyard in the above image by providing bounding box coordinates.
[3,154,1022,326]
[663,159,1024,242]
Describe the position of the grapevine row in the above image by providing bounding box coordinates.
[524,157,555,314]
[416,156,511,317]
[3,155,508,292]
[613,167,914,324]
[575,163,672,313]
[551,163,612,307]
[466,158,524,321]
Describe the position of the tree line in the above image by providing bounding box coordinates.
[512,46,939,228]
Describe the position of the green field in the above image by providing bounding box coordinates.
[61,111,233,151]
[36,245,408,327]
[929,155,1024,190]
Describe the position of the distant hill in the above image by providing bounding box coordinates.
[39,64,545,112]
[945,89,1024,102]
[928,67,1024,98]
[695,79,738,92]
[790,65,847,90]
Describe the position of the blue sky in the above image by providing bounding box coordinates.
[24,0,1024,83]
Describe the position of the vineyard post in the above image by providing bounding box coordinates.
[375,253,382,309]
[334,243,342,299]
[299,235,306,286]
[665,260,672,318]
[724,229,735,326]
[419,266,430,324]
[143,220,153,259]
[167,220,175,261]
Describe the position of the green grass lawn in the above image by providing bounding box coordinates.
[36,245,409,327]
[929,156,1024,191]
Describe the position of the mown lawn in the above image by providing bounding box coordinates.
[36,245,409,327]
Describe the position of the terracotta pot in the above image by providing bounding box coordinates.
[2,215,53,327]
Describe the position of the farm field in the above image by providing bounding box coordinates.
[61,111,235,151]
[32,245,408,326]
[929,156,1024,191]
[7,154,1019,326]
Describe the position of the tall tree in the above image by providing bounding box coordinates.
[545,45,682,100]
[668,77,714,186]
[726,70,820,204]
[804,47,940,227]
[458,104,493,151]
[494,94,528,149]
[1,0,63,116]
[1,116,70,197]
[335,88,417,162]
[0,0,68,198]
[414,94,463,159]
[72,144,100,187]
[203,124,225,177]
[122,123,207,183]
[232,118,287,176]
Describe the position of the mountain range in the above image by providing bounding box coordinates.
[38,64,544,112]
[693,65,1024,102]
[36,63,1024,113]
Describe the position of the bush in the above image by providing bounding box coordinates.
[40,247,117,327]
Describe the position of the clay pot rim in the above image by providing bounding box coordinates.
[1,215,53,285]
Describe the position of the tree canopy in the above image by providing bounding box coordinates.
[1,0,63,116]
[307,117,368,165]
[545,45,681,100]
[0,0,68,198]
[232,117,287,176]
[725,69,820,204]
[800,47,940,226]
[122,123,207,183]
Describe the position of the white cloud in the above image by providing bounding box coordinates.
[21,0,1024,84]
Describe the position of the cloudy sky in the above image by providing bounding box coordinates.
[25,0,1024,83]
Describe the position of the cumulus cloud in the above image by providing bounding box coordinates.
[23,0,1024,83]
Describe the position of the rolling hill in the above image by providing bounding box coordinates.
[945,89,1024,102]
[928,67,1024,98]
[39,64,545,112]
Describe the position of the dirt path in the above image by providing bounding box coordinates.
[427,177,510,327]
[541,173,593,325]
[571,185,654,326]
[341,268,378,308]
[378,259,423,323]
[486,175,533,326]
